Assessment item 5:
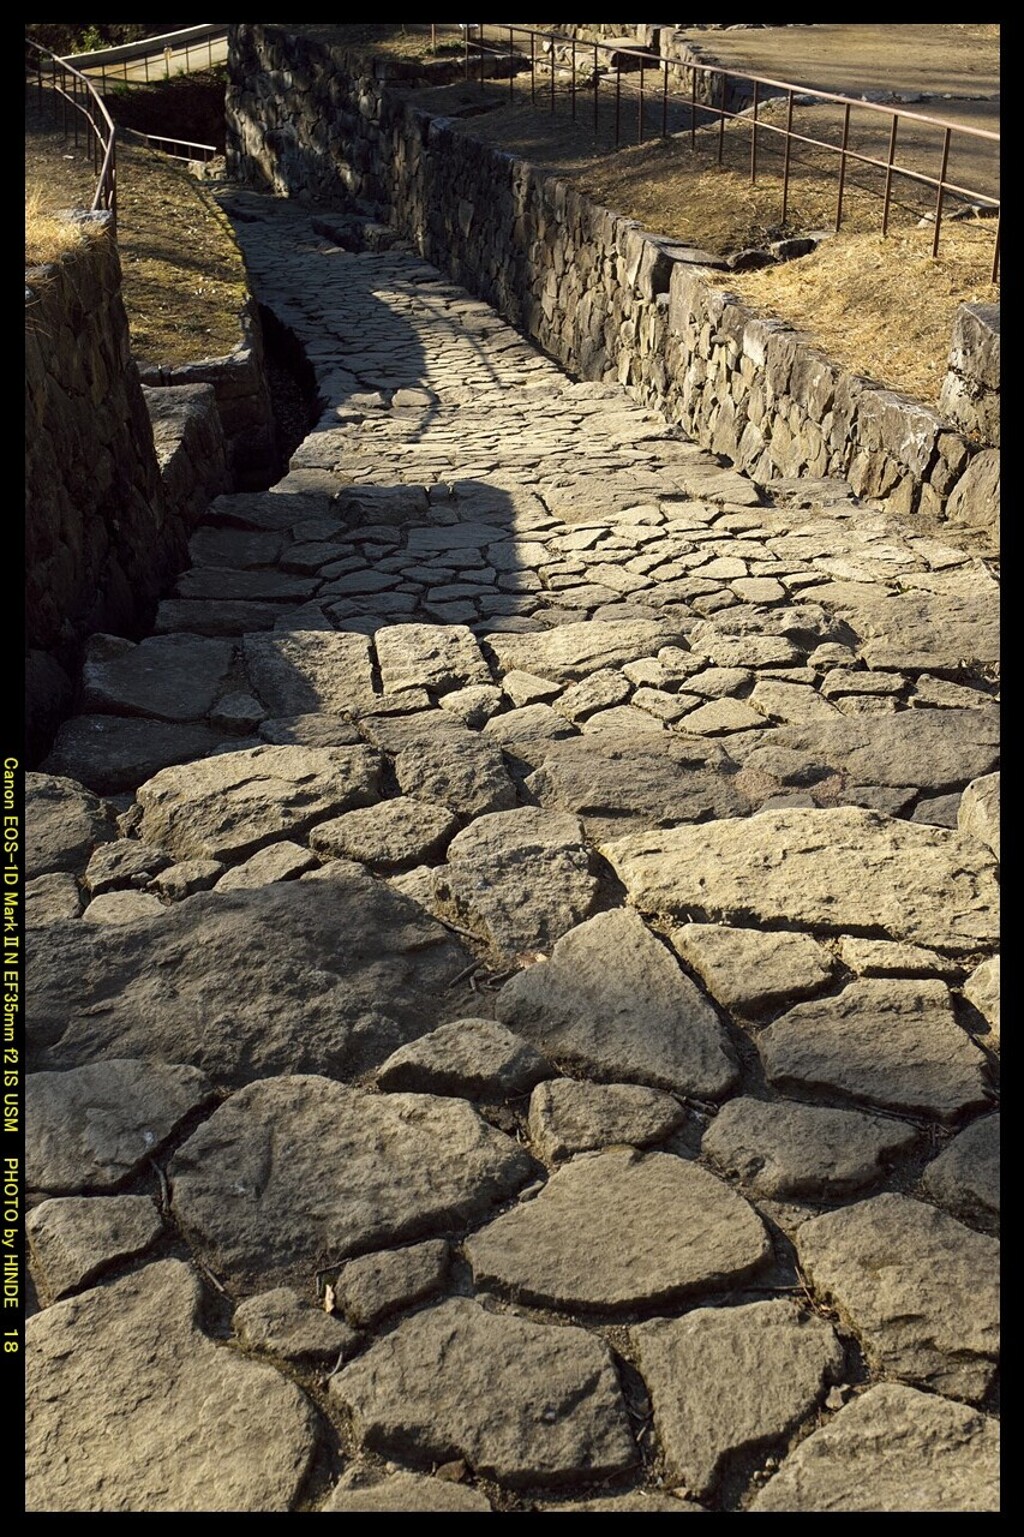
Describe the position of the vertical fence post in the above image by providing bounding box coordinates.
[186,41,191,72]
[881,114,899,236]
[931,125,951,259]
[662,58,668,138]
[615,63,621,146]
[72,71,79,150]
[717,72,726,164]
[835,101,851,231]
[594,43,599,135]
[690,65,696,152]
[479,23,484,88]
[144,51,149,81]
[638,59,645,145]
[750,79,759,183]
[464,24,469,79]
[571,35,576,121]
[991,210,1000,283]
[781,89,794,224]
[550,35,555,114]
[530,30,535,103]
[509,26,514,101]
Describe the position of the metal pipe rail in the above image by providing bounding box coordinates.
[121,127,218,164]
[457,23,999,282]
[26,36,118,235]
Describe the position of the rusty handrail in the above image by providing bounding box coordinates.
[458,23,999,281]
[122,126,218,163]
[26,36,118,235]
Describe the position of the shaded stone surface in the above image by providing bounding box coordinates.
[26,1260,317,1511]
[702,1097,919,1199]
[27,1194,163,1300]
[84,838,171,895]
[136,744,383,862]
[670,924,835,1018]
[964,956,1000,1043]
[42,716,223,795]
[322,1470,491,1512]
[758,979,992,1122]
[542,1492,705,1511]
[243,630,377,715]
[26,872,83,925]
[330,1296,636,1488]
[214,839,318,890]
[921,1114,999,1223]
[376,622,490,694]
[310,796,458,871]
[496,909,737,1098]
[80,633,234,722]
[377,1018,551,1099]
[466,1148,769,1311]
[233,1287,358,1366]
[750,1383,999,1512]
[633,1301,843,1498]
[334,1239,450,1328]
[27,1059,213,1193]
[169,1077,532,1291]
[795,1192,999,1402]
[433,808,598,964]
[602,807,999,953]
[25,772,115,877]
[29,876,471,1087]
[528,1079,685,1162]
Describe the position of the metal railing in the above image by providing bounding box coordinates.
[455,24,1000,282]
[122,127,218,165]
[62,26,227,88]
[26,36,118,234]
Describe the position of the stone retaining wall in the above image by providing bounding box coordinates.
[225,25,998,540]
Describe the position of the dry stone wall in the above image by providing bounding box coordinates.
[225,25,998,542]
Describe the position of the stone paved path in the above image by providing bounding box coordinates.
[26,192,1000,1512]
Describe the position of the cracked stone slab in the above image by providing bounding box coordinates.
[213,840,318,891]
[377,1018,551,1099]
[432,808,598,964]
[259,712,363,747]
[838,588,1000,671]
[496,909,737,1098]
[958,771,1000,860]
[84,839,171,895]
[169,1077,532,1292]
[30,875,471,1087]
[394,733,518,819]
[669,924,835,1018]
[330,1296,636,1488]
[42,716,223,795]
[750,1382,999,1512]
[26,872,83,925]
[233,1287,358,1367]
[737,706,999,795]
[701,1097,920,1200]
[633,1301,843,1499]
[484,619,686,685]
[527,1079,685,1162]
[920,1114,999,1223]
[758,978,992,1122]
[26,773,116,877]
[526,733,750,840]
[322,1470,492,1512]
[26,1259,318,1512]
[80,633,235,722]
[27,1195,163,1300]
[602,806,999,953]
[27,1060,213,1193]
[136,744,383,862]
[309,797,458,871]
[242,630,378,716]
[82,890,165,924]
[795,1193,999,1403]
[334,1239,450,1328]
[964,956,999,1044]
[375,622,491,694]
[466,1148,769,1311]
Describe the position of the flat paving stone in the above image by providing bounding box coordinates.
[330,1296,636,1488]
[376,622,490,694]
[27,1194,163,1300]
[528,1079,686,1162]
[42,716,223,795]
[633,1300,843,1499]
[80,633,234,722]
[669,924,835,1018]
[485,619,686,684]
[702,1096,920,1200]
[394,733,518,819]
[377,1018,551,1099]
[259,712,362,746]
[82,890,166,924]
[169,1076,532,1291]
[243,630,378,715]
[433,808,598,965]
[84,839,171,895]
[496,909,738,1098]
[27,1059,213,1193]
[309,797,458,871]
[920,1113,999,1223]
[758,978,992,1122]
[25,872,83,925]
[322,1470,492,1512]
[233,1287,358,1367]
[602,807,1000,954]
[26,1259,317,1512]
[30,874,471,1087]
[136,744,383,862]
[334,1239,450,1328]
[795,1192,999,1403]
[749,1382,999,1512]
[213,840,318,891]
[467,1148,769,1311]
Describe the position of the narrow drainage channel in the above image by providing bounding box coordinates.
[258,302,323,482]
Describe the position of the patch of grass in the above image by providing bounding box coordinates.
[25,185,99,267]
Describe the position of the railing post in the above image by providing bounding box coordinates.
[690,65,696,152]
[931,125,951,259]
[550,34,555,114]
[571,35,575,121]
[509,26,514,101]
[615,63,621,146]
[530,30,535,104]
[638,59,644,145]
[717,71,726,164]
[781,89,794,224]
[662,58,668,139]
[750,79,759,183]
[881,114,899,237]
[835,101,851,231]
[479,22,484,88]
[594,43,599,136]
[464,24,469,79]
[991,210,1000,284]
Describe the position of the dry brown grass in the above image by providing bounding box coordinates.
[25,186,98,268]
